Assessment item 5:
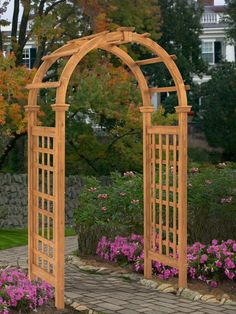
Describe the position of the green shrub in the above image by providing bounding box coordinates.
[74,172,143,255]
[188,167,236,243]
[75,165,236,254]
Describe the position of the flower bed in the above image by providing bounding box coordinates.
[96,235,236,287]
[0,268,53,314]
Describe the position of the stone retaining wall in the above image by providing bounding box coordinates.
[0,173,84,228]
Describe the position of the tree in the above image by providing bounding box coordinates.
[224,0,236,42]
[198,63,236,161]
[0,52,36,169]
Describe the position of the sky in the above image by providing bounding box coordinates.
[1,0,226,22]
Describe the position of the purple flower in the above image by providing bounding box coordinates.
[210,280,218,288]
[200,254,208,264]
[215,260,222,268]
[225,257,235,269]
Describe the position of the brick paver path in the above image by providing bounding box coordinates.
[0,236,235,314]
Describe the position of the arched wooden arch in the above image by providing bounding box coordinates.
[26,28,191,309]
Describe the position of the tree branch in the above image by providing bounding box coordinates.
[11,0,19,51]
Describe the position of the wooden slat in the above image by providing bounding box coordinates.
[147,126,179,135]
[68,31,109,43]
[152,159,178,166]
[35,163,54,172]
[166,135,170,256]
[32,264,55,286]
[117,27,135,32]
[34,147,54,155]
[155,144,179,150]
[34,207,54,219]
[155,224,179,235]
[26,82,61,89]
[34,190,55,202]
[34,233,54,247]
[34,249,54,264]
[149,85,190,94]
[32,126,56,137]
[108,40,130,45]
[148,250,178,268]
[173,134,177,258]
[158,134,163,254]
[136,54,176,66]
[42,48,80,61]
[151,134,156,251]
[156,199,177,208]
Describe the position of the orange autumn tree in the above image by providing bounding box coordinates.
[0,53,35,168]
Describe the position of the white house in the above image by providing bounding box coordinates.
[193,0,235,84]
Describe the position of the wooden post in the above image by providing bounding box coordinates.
[175,105,191,288]
[140,106,154,279]
[25,105,40,280]
[52,103,69,309]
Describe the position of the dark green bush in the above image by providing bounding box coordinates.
[75,165,236,254]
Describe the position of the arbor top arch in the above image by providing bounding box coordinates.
[26,27,190,114]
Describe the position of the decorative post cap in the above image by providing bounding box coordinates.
[139,106,154,113]
[25,105,40,112]
[175,106,192,113]
[51,104,70,112]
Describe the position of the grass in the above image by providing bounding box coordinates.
[0,228,76,250]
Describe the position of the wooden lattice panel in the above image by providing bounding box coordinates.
[148,126,180,269]
[31,126,56,286]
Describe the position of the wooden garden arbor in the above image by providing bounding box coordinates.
[26,28,191,309]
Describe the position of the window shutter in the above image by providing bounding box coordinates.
[30,48,37,69]
[214,42,222,64]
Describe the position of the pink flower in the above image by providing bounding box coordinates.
[88,187,97,192]
[119,192,126,197]
[215,260,222,268]
[212,239,218,245]
[205,180,213,185]
[191,167,199,174]
[225,257,235,269]
[200,254,208,264]
[218,162,226,168]
[188,182,192,188]
[101,207,107,212]
[225,269,235,280]
[98,194,108,199]
[131,199,139,205]
[123,171,135,178]
[221,196,232,204]
[210,280,218,288]
[233,243,236,252]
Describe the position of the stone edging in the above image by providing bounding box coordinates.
[65,255,236,313]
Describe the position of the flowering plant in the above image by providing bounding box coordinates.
[97,235,236,287]
[0,268,53,314]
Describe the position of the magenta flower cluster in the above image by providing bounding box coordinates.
[96,235,236,287]
[0,268,53,314]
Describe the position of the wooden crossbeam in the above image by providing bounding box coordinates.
[117,27,135,32]
[67,31,109,43]
[149,85,190,94]
[26,82,61,89]
[42,48,80,61]
[148,250,178,268]
[136,54,177,66]
[147,126,179,135]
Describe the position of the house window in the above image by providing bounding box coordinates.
[22,48,37,69]
[201,41,222,64]
[22,48,30,68]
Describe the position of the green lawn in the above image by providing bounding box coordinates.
[0,228,76,250]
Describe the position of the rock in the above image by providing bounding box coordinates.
[224,299,236,305]
[79,265,99,272]
[163,286,176,293]
[156,283,173,292]
[206,298,220,304]
[201,294,216,302]
[96,267,111,274]
[176,288,184,296]
[76,305,88,311]
[181,288,202,300]
[140,279,158,289]
[65,298,72,305]
[71,302,80,309]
